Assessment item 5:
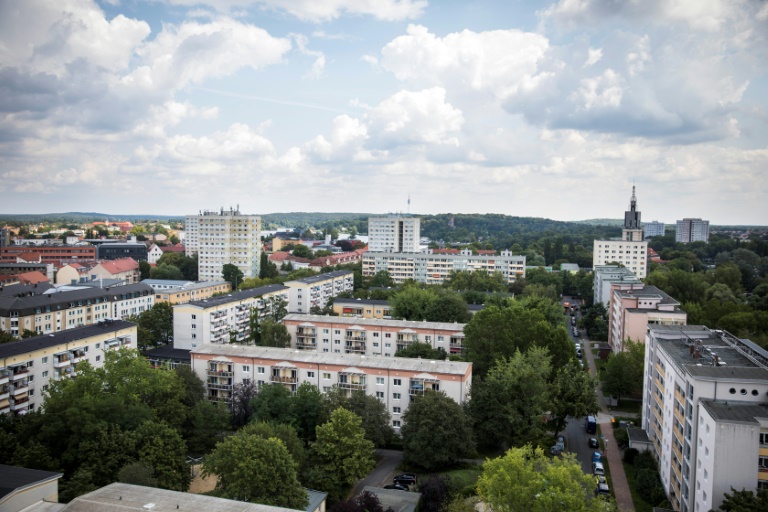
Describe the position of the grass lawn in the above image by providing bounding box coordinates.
[436,467,483,497]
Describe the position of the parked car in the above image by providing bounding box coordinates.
[592,461,605,476]
[588,437,599,448]
[384,484,409,491]
[393,474,417,486]
[595,475,607,485]
[574,343,582,350]
[595,482,610,497]
[576,349,582,359]
[592,451,602,463]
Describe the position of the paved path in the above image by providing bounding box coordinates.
[350,449,404,498]
[581,329,635,512]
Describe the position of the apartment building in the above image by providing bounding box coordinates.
[333,298,392,319]
[675,219,710,243]
[96,243,148,261]
[284,270,354,313]
[593,266,644,306]
[368,216,420,253]
[0,283,153,337]
[608,285,687,353]
[91,258,140,284]
[144,280,232,305]
[190,344,472,430]
[644,221,666,238]
[363,249,526,285]
[282,314,467,356]
[593,187,649,278]
[0,320,137,416]
[172,284,289,350]
[185,208,262,282]
[641,325,768,511]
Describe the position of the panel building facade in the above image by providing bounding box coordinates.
[185,208,262,282]
[675,218,710,243]
[642,325,768,511]
[592,187,649,278]
[191,344,472,431]
[284,270,355,314]
[367,216,420,253]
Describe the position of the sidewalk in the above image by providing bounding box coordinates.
[583,335,636,512]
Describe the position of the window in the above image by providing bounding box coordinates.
[192,324,196,329]
[376,391,384,398]
[373,342,379,347]
[258,367,265,374]
[42,371,48,378]
[42,357,48,364]
[307,371,315,378]
[385,343,391,348]
[393,393,401,399]
[760,432,768,446]
[96,355,101,362]
[191,333,196,339]
[393,379,402,386]
[242,365,250,372]
[192,314,196,319]
[42,384,49,392]
[393,407,401,414]
[335,330,341,335]
[323,372,331,380]
[385,333,391,338]
[376,377,385,385]
[392,420,401,427]
[323,386,331,392]
[243,378,251,386]
[373,332,379,337]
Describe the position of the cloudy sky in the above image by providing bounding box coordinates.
[1,0,766,224]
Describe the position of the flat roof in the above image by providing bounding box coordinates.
[627,428,651,444]
[185,284,289,308]
[142,345,192,363]
[334,298,391,306]
[62,482,304,512]
[0,464,62,501]
[615,285,680,306]
[701,400,768,424]
[288,270,353,284]
[0,283,153,315]
[283,314,466,332]
[0,320,136,359]
[651,325,768,381]
[191,345,472,375]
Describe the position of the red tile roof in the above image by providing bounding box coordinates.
[16,271,50,285]
[269,252,292,262]
[160,244,185,253]
[17,252,41,262]
[97,257,139,275]
[0,273,19,284]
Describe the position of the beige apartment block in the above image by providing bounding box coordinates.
[368,216,421,253]
[0,320,137,416]
[191,344,472,431]
[642,325,768,511]
[172,284,290,350]
[284,270,354,313]
[608,284,687,353]
[333,298,392,319]
[282,314,467,356]
[148,280,232,305]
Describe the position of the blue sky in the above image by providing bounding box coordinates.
[0,0,766,224]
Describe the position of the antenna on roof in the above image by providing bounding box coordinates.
[407,193,411,214]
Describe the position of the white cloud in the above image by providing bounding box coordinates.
[161,0,427,21]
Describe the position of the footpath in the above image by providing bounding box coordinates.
[583,334,636,512]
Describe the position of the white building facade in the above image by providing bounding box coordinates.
[367,217,420,253]
[644,221,666,238]
[172,285,289,350]
[284,270,355,314]
[642,325,768,512]
[282,314,467,356]
[190,344,472,431]
[593,187,649,278]
[363,249,525,285]
[675,219,710,243]
[185,208,261,282]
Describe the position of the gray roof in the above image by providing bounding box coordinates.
[185,284,289,309]
[283,314,466,332]
[334,298,391,307]
[305,489,327,512]
[0,464,62,501]
[627,428,651,444]
[142,345,192,363]
[0,283,153,316]
[62,482,305,512]
[0,320,136,359]
[191,345,472,375]
[0,263,49,269]
[361,487,420,512]
[0,282,55,298]
[652,325,768,381]
[615,285,680,306]
[141,279,192,288]
[700,400,768,424]
[287,269,353,284]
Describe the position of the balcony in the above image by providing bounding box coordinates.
[207,370,233,377]
[345,342,366,354]
[0,372,9,386]
[70,351,87,363]
[271,375,299,384]
[12,384,28,396]
[10,397,29,411]
[338,377,366,390]
[409,378,440,396]
[297,337,317,350]
[450,337,464,354]
[207,380,233,390]
[11,368,29,381]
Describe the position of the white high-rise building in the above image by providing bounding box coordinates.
[675,218,710,243]
[644,221,666,238]
[186,207,261,282]
[593,187,649,278]
[368,216,420,253]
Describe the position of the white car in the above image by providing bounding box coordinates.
[592,462,605,476]
[574,343,582,350]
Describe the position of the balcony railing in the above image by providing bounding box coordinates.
[345,343,366,354]
[271,375,298,384]
[12,384,28,396]
[207,370,233,377]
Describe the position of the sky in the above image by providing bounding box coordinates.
[0,0,767,225]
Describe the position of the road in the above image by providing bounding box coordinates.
[350,449,404,497]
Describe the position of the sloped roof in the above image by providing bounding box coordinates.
[16,271,50,285]
[97,257,139,275]
[17,252,41,262]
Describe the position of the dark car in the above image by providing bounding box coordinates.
[588,437,599,448]
[384,484,409,491]
[393,474,417,486]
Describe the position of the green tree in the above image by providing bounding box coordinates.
[308,408,375,501]
[477,445,614,512]
[203,433,308,509]
[118,462,157,488]
[602,339,645,404]
[717,488,768,511]
[395,342,448,360]
[469,348,551,451]
[134,420,190,491]
[344,390,395,448]
[548,363,599,435]
[250,383,295,425]
[257,319,291,348]
[292,244,315,259]
[260,252,279,279]
[401,391,475,471]
[150,263,184,280]
[390,286,435,321]
[139,260,151,280]
[241,422,306,470]
[222,263,244,289]
[186,400,230,455]
[368,270,394,288]
[291,382,325,442]
[445,270,506,293]
[426,290,471,323]
[131,302,174,348]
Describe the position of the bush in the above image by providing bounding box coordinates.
[623,447,639,464]
[614,428,629,449]
[633,450,658,473]
[636,468,666,505]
